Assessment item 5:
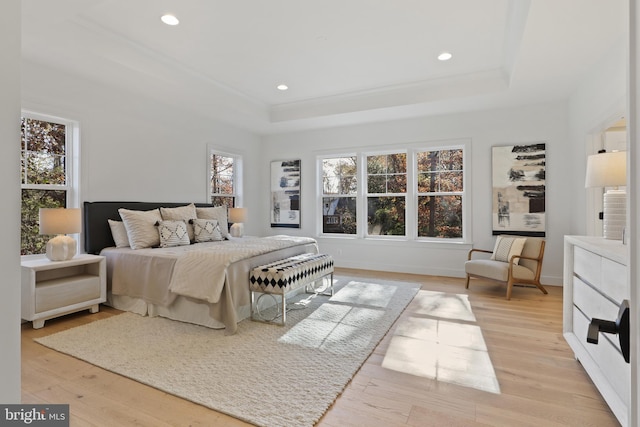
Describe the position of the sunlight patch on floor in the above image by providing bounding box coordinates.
[278,280,394,354]
[381,290,501,394]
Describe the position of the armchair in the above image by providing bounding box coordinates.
[465,236,547,300]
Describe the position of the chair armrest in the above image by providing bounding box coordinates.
[468,248,493,260]
[511,254,541,263]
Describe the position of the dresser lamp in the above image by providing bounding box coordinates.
[228,207,248,237]
[39,208,82,261]
[585,151,627,240]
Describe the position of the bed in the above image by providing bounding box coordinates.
[83,201,318,334]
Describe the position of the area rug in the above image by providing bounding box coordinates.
[35,276,420,427]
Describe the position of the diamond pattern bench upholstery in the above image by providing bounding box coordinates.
[249,253,334,325]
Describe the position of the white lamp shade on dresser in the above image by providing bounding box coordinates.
[585,151,627,240]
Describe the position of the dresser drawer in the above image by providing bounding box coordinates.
[574,246,601,286]
[573,307,630,406]
[573,276,620,336]
[601,257,627,303]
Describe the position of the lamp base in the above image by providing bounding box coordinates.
[46,235,77,261]
[603,190,626,240]
[230,222,244,238]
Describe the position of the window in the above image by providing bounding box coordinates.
[321,156,357,234]
[366,152,406,236]
[209,149,242,208]
[21,114,77,255]
[318,141,467,241]
[416,149,463,238]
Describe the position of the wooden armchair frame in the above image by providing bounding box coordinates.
[465,239,547,300]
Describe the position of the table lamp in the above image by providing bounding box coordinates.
[228,207,248,237]
[585,151,626,240]
[39,208,82,261]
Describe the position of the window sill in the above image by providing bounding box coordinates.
[316,235,472,251]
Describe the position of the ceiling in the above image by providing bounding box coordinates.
[21,0,627,134]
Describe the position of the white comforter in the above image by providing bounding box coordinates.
[167,235,317,302]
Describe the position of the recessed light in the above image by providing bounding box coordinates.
[438,52,452,61]
[161,14,179,26]
[277,84,288,91]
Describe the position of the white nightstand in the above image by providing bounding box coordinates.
[21,253,107,329]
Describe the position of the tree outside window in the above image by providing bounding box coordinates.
[321,156,357,234]
[210,153,236,208]
[318,143,466,241]
[21,116,70,255]
[366,153,406,236]
[416,149,463,238]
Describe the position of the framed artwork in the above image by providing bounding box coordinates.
[492,143,546,237]
[270,159,301,228]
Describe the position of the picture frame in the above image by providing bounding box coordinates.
[270,159,301,228]
[492,143,546,237]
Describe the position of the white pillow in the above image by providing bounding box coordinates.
[108,219,130,248]
[160,203,197,242]
[192,218,223,243]
[158,220,190,248]
[196,206,230,239]
[118,208,163,250]
[491,236,527,264]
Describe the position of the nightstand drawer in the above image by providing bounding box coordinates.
[35,274,101,313]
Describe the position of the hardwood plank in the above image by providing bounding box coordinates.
[22,269,619,426]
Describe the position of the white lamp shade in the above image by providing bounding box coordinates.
[39,208,81,261]
[39,208,82,235]
[228,207,248,224]
[585,151,627,188]
[228,207,247,238]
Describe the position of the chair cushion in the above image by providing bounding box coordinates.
[491,235,526,264]
[465,259,535,282]
[520,237,543,272]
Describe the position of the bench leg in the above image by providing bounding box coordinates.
[280,293,287,326]
[304,273,334,296]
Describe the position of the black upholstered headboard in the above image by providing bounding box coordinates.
[83,201,215,254]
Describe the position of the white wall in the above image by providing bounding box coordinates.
[21,60,263,237]
[0,0,22,403]
[262,101,571,284]
[18,32,627,289]
[568,39,627,236]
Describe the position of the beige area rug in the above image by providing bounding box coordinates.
[35,276,420,427]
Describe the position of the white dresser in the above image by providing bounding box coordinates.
[563,236,629,426]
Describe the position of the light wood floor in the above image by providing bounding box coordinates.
[22,268,620,426]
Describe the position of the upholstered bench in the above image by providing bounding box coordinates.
[249,253,334,325]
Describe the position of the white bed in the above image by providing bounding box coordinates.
[83,201,317,334]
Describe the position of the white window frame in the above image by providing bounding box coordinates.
[207,145,243,207]
[318,154,359,236]
[363,149,408,239]
[316,139,471,243]
[21,111,80,207]
[412,144,466,242]
[20,111,80,254]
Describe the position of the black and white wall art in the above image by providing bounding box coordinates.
[492,143,546,237]
[270,159,301,228]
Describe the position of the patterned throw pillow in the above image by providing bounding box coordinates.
[490,236,527,264]
[192,219,223,243]
[196,206,230,239]
[158,220,190,248]
[160,203,197,242]
[118,208,163,250]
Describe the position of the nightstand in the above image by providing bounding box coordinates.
[21,254,106,329]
